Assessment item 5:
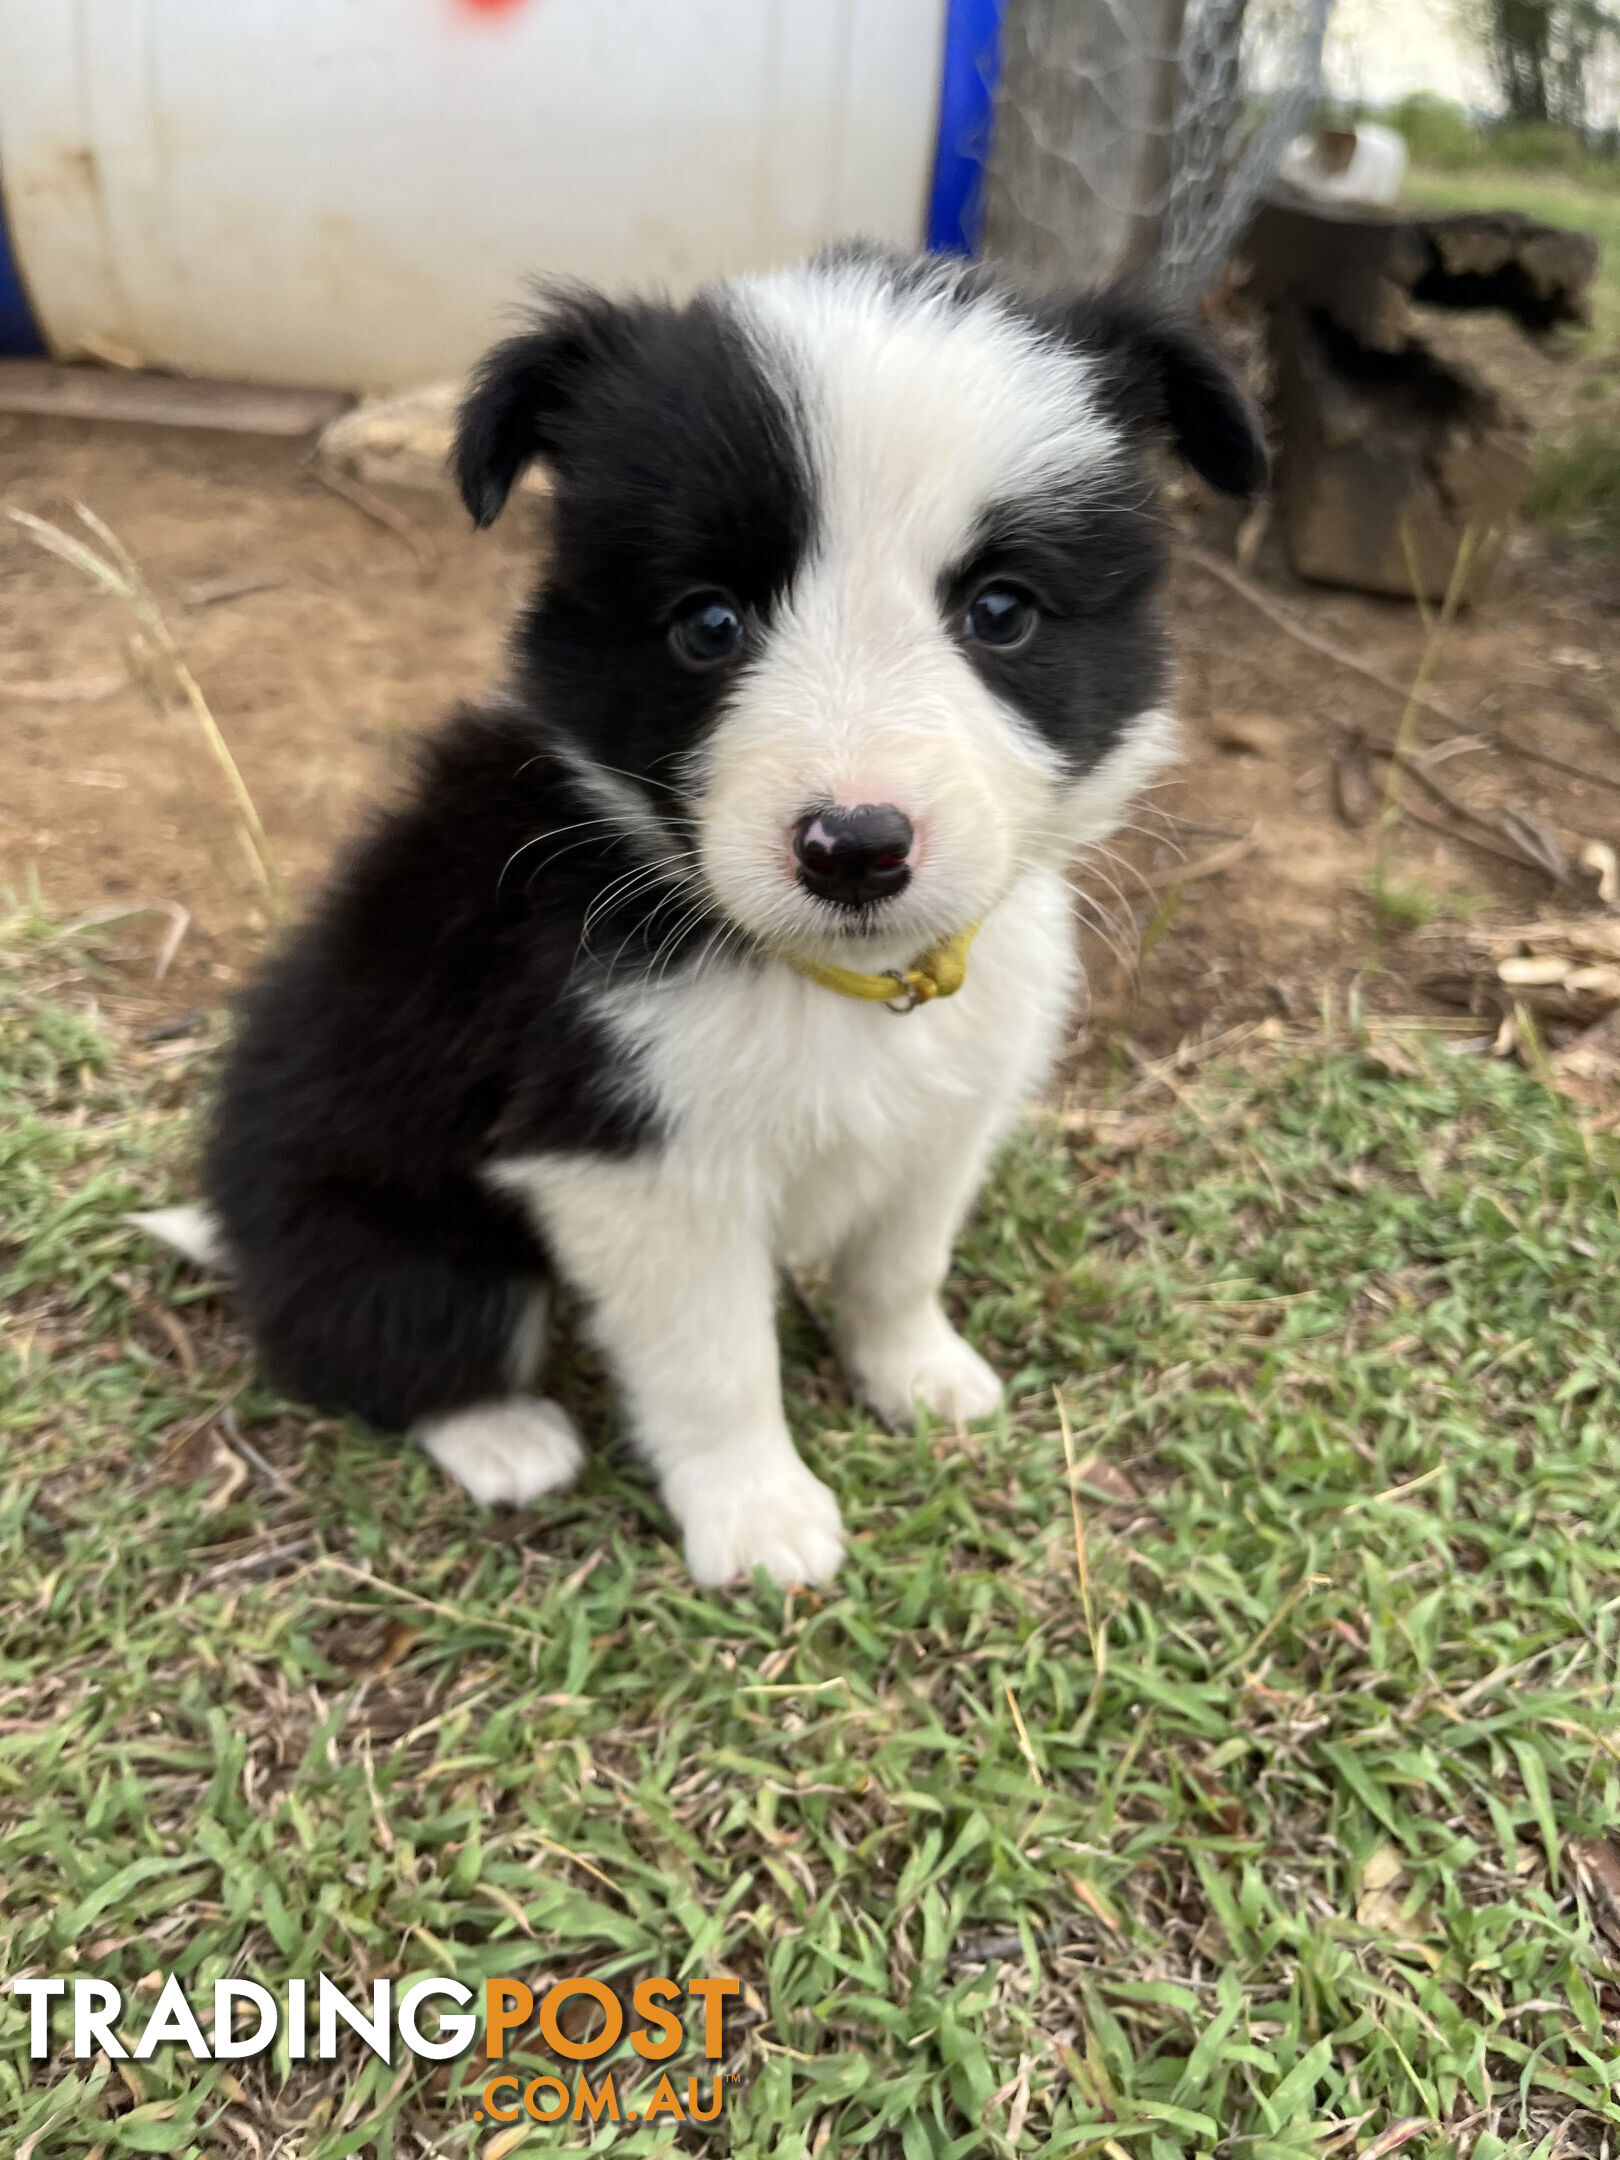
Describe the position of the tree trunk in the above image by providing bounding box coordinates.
[981,0,1190,292]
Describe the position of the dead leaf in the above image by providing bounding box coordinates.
[1569,1834,1620,1952]
[199,1437,250,1517]
[0,675,124,704]
[1140,828,1260,891]
[1361,1843,1405,1893]
[1499,808,1573,885]
[221,2112,263,2159]
[366,1620,420,1677]
[1212,714,1289,758]
[1489,918,1620,964]
[1067,1874,1123,1934]
[1362,1037,1418,1079]
[1579,839,1619,908]
[1361,2122,1435,2160]
[1554,1007,1620,1093]
[1073,1456,1140,1505]
[1332,738,1378,827]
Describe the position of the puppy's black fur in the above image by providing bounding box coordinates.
[203,257,1265,1442]
[206,720,665,1429]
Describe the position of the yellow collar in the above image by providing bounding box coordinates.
[779,923,980,1012]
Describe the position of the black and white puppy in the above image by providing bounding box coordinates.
[144,247,1264,1588]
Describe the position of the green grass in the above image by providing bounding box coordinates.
[1527,425,1620,551]
[1378,102,1620,190]
[4,913,1620,2157]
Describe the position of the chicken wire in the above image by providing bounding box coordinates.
[980,0,1335,299]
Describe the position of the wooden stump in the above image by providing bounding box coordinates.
[1237,195,1597,600]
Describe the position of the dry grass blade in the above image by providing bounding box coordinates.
[8,504,286,920]
[1056,1389,1105,1690]
[1378,522,1484,875]
[0,675,125,703]
[45,900,192,982]
[1003,1681,1045,1787]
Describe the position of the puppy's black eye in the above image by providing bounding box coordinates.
[965,585,1037,651]
[669,591,746,669]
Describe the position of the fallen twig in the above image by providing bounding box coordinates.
[183,572,282,611]
[1391,759,1577,886]
[1139,827,1259,891]
[1498,733,1620,798]
[1178,543,1464,730]
[308,465,438,573]
[1393,802,1555,877]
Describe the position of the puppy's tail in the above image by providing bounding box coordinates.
[126,1203,231,1273]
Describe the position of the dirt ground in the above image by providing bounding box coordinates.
[1,314,1615,1064]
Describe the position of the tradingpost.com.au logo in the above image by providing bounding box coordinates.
[12,1971,742,2130]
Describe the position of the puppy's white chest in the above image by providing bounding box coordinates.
[587,869,1079,1253]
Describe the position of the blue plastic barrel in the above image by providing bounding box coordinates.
[0,168,43,355]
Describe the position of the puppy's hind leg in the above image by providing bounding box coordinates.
[416,1396,585,1507]
[411,1284,584,1506]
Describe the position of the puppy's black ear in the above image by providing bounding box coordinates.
[1058,288,1269,499]
[454,290,631,527]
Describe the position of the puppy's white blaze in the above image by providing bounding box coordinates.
[730,257,1120,557]
[414,1398,584,1508]
[127,1204,229,1272]
[699,257,1141,965]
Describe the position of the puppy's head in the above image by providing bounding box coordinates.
[456,250,1265,969]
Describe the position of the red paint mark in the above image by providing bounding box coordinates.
[458,0,529,14]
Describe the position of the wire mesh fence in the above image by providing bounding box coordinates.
[980,0,1335,298]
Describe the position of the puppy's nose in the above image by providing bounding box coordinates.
[793,804,914,907]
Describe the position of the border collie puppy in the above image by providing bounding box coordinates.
[146,247,1263,1588]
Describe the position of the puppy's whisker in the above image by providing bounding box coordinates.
[578,860,699,961]
[1074,897,1143,981]
[578,856,707,977]
[496,817,627,901]
[604,875,712,983]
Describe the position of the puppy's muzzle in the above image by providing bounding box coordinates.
[793,804,914,908]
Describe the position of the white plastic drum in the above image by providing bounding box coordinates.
[0,0,947,391]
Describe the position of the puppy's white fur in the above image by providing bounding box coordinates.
[490,858,1087,1586]
[416,1398,585,1508]
[127,1204,228,1272]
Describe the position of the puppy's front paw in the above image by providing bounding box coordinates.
[844,1308,1003,1429]
[668,1452,845,1588]
[415,1397,585,1506]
